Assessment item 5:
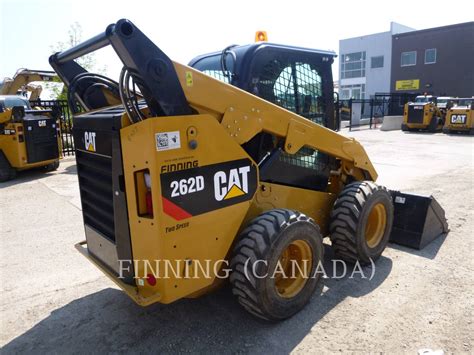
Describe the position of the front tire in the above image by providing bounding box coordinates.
[230,209,324,321]
[329,181,393,265]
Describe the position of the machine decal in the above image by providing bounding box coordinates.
[84,131,97,152]
[214,166,250,201]
[451,114,466,124]
[185,72,193,87]
[161,158,258,220]
[156,131,181,151]
[161,160,199,173]
[38,120,47,127]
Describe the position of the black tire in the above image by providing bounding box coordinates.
[427,116,439,133]
[329,181,393,265]
[230,209,324,321]
[401,123,409,131]
[0,151,16,182]
[45,160,60,172]
[442,127,450,134]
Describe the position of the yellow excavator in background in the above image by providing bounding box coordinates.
[0,68,58,101]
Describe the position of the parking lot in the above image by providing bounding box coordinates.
[0,129,472,353]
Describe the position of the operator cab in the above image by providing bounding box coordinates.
[436,96,454,110]
[414,95,436,104]
[190,43,337,191]
[189,43,336,130]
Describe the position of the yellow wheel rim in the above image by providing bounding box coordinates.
[365,203,387,248]
[274,240,312,299]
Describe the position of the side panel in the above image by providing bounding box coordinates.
[247,182,336,236]
[444,109,473,131]
[120,114,258,304]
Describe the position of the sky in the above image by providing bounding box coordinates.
[1,0,473,95]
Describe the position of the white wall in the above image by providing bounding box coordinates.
[339,23,415,99]
[339,31,392,98]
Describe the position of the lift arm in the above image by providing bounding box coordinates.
[49,19,377,181]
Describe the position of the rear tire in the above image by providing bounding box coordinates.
[427,116,439,133]
[0,151,16,182]
[230,209,324,321]
[401,123,409,131]
[442,127,450,134]
[329,181,393,265]
[45,160,60,172]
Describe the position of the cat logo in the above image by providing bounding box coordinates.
[214,166,250,201]
[84,131,96,152]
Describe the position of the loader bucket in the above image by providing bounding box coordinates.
[389,191,448,249]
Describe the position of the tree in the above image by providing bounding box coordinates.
[47,22,105,100]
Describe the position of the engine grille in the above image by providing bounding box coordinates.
[76,150,115,241]
[407,105,424,124]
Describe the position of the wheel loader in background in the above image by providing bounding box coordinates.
[402,95,445,132]
[443,98,474,134]
[0,68,58,101]
[0,95,61,181]
[50,19,447,321]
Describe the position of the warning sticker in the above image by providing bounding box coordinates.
[156,131,181,151]
[185,71,193,87]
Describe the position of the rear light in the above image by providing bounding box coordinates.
[17,126,23,132]
[146,273,157,286]
[135,169,153,218]
[145,173,153,216]
[18,135,24,142]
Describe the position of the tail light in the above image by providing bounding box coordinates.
[144,173,153,216]
[135,169,153,218]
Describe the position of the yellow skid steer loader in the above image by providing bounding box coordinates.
[50,19,447,320]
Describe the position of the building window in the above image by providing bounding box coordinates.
[401,51,416,66]
[425,48,437,64]
[340,52,366,79]
[371,56,384,68]
[340,84,365,100]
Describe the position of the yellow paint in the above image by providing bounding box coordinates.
[224,184,245,199]
[120,114,259,304]
[396,79,420,91]
[444,102,474,133]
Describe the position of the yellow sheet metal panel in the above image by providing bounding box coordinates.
[249,182,336,236]
[444,107,473,131]
[120,114,259,303]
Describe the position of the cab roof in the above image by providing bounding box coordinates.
[189,42,337,67]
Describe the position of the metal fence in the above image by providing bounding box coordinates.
[339,93,418,131]
[30,99,74,156]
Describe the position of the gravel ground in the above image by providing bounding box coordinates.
[0,129,472,354]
